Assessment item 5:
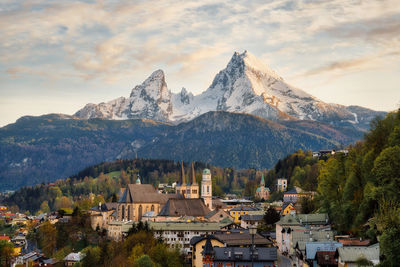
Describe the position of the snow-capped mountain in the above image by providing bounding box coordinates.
[74,51,384,129]
[75,70,173,121]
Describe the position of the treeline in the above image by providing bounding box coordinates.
[4,159,284,214]
[316,109,400,264]
[33,209,184,266]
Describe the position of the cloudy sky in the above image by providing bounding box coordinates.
[1,0,399,126]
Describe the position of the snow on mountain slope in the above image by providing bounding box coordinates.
[74,50,380,129]
[75,69,173,122]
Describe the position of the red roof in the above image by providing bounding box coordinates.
[316,251,337,265]
[0,236,10,241]
[338,238,370,246]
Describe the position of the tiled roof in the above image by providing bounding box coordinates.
[241,214,264,221]
[316,251,337,265]
[214,231,272,246]
[158,198,210,217]
[119,184,181,204]
[338,238,370,246]
[213,247,277,262]
[337,243,379,263]
[230,206,259,212]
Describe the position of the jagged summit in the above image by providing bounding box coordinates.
[74,50,382,130]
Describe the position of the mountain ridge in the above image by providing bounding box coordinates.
[74,51,386,130]
[0,111,363,190]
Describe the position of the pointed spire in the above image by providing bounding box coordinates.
[261,173,265,186]
[136,174,141,184]
[181,161,186,185]
[191,162,197,185]
[202,236,214,256]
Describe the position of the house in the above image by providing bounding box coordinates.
[64,252,84,266]
[157,198,210,221]
[214,229,273,248]
[88,202,118,230]
[229,206,259,224]
[202,236,277,267]
[150,221,223,254]
[190,235,225,267]
[281,202,296,215]
[277,178,288,192]
[276,213,330,253]
[336,243,380,267]
[302,241,342,267]
[283,186,315,203]
[316,251,337,267]
[240,214,264,229]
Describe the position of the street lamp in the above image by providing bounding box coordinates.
[249,225,257,267]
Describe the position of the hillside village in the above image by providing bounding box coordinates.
[0,156,381,267]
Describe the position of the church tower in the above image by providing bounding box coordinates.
[201,169,212,209]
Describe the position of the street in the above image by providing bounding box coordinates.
[277,252,293,267]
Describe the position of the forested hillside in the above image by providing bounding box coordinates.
[316,109,400,264]
[0,111,362,191]
[2,159,278,214]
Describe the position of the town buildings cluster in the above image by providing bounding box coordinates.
[0,161,381,266]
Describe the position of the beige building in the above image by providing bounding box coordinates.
[277,178,288,192]
[88,202,118,230]
[191,236,224,267]
[117,183,180,222]
[175,162,199,199]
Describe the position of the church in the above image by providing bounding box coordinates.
[116,163,214,222]
[176,162,213,209]
[175,162,199,199]
[256,174,270,200]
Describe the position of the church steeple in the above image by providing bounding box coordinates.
[261,173,265,186]
[191,162,197,185]
[136,174,141,184]
[181,161,186,185]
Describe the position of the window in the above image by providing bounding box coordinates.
[207,186,209,193]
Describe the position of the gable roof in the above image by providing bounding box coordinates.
[305,241,342,260]
[337,243,379,263]
[297,214,329,225]
[276,214,301,226]
[214,231,272,246]
[241,214,264,222]
[119,184,181,204]
[158,198,210,217]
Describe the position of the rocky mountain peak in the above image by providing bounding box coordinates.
[74,50,383,130]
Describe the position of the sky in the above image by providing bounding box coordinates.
[1,0,399,127]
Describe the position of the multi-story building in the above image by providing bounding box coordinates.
[150,221,223,254]
[277,178,287,192]
[201,236,277,267]
[229,206,259,224]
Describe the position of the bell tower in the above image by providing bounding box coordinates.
[201,169,212,209]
